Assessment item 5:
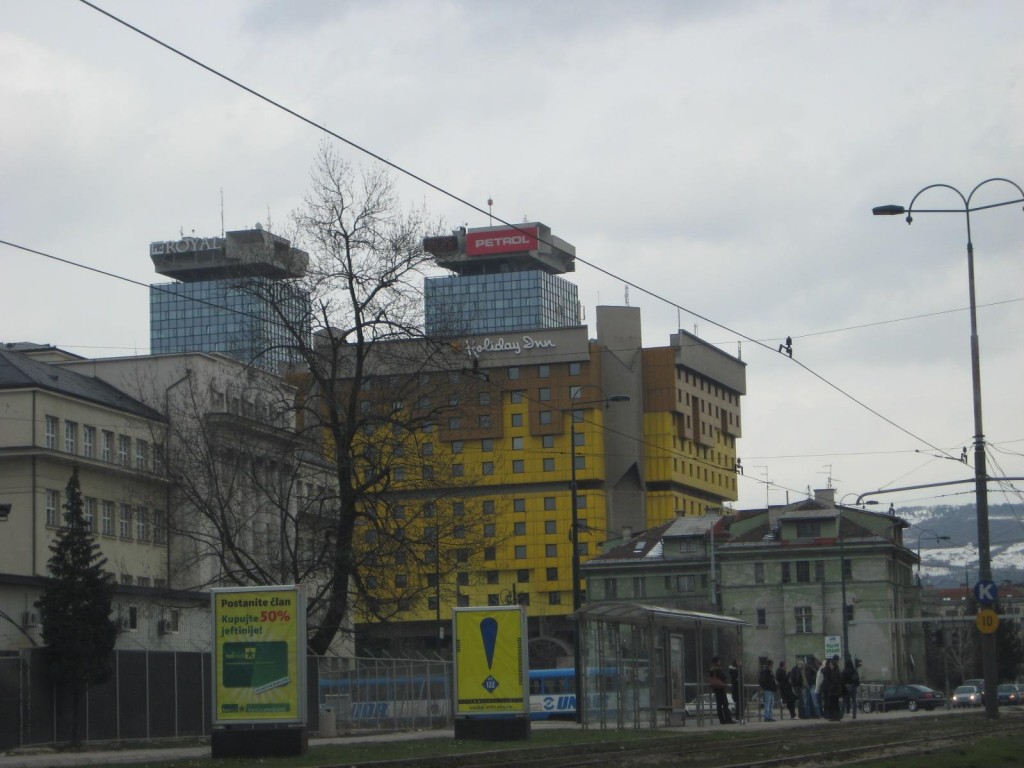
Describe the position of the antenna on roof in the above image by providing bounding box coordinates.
[487,197,493,225]
[220,188,225,237]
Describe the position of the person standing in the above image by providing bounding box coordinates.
[728,659,744,722]
[842,656,861,719]
[822,656,842,721]
[708,655,735,724]
[776,661,797,719]
[759,659,778,721]
[804,657,821,718]
[790,660,806,718]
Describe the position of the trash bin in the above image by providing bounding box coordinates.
[319,706,336,738]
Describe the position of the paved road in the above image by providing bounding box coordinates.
[0,708,968,768]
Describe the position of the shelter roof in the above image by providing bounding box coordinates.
[576,601,748,629]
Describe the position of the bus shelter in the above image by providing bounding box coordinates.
[576,602,748,729]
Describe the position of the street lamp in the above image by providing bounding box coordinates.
[564,388,629,723]
[914,529,951,586]
[874,177,1024,719]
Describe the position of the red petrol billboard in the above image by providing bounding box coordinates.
[466,226,539,256]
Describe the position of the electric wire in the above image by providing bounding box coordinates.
[73,0,967,466]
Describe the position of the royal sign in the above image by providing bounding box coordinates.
[466,226,539,256]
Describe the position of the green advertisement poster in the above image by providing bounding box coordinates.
[212,586,306,724]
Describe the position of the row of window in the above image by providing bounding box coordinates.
[45,490,166,544]
[388,495,588,520]
[44,416,159,472]
[752,604,854,633]
[753,559,851,585]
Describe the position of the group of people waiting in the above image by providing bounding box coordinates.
[709,654,860,724]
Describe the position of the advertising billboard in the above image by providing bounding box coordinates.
[211,585,306,725]
[466,226,540,257]
[453,606,528,717]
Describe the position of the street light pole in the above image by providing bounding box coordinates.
[914,529,951,586]
[565,390,629,724]
[874,177,1024,720]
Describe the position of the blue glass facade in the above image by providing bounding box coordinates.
[424,270,580,336]
[150,278,309,372]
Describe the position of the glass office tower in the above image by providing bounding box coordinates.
[148,228,310,372]
[422,222,581,336]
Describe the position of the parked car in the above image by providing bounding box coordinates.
[996,683,1021,706]
[882,684,944,712]
[952,685,984,707]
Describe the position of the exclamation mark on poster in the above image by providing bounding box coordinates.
[480,617,498,669]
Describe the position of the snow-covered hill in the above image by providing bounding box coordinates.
[897,503,1024,587]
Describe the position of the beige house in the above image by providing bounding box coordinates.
[0,347,168,650]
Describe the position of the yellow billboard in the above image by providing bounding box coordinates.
[211,585,306,725]
[454,606,527,716]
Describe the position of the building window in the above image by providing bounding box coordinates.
[539,410,552,425]
[845,604,855,622]
[136,507,149,542]
[604,579,617,599]
[118,435,131,466]
[45,416,58,449]
[754,563,765,584]
[546,567,558,581]
[511,413,523,427]
[479,392,490,406]
[484,547,496,561]
[508,366,520,380]
[797,520,822,538]
[548,592,562,606]
[510,390,524,404]
[843,558,852,580]
[153,511,166,545]
[577,495,588,509]
[633,577,646,598]
[512,436,524,450]
[539,387,551,402]
[517,569,530,583]
[481,438,494,452]
[513,498,526,513]
[544,520,557,534]
[756,608,767,627]
[676,574,696,592]
[574,455,586,470]
[488,594,500,606]
[814,560,825,582]
[512,459,525,474]
[102,431,113,462]
[538,365,550,378]
[484,524,496,538]
[83,426,95,458]
[482,461,494,475]
[448,416,461,430]
[543,458,555,472]
[542,435,555,449]
[796,561,811,583]
[782,562,791,584]
[515,545,527,559]
[478,414,492,429]
[83,497,96,532]
[119,504,133,539]
[457,572,469,586]
[545,544,558,557]
[514,522,526,535]
[64,421,78,453]
[102,501,114,536]
[135,439,148,471]
[46,490,60,526]
[795,606,813,634]
[569,362,581,376]
[451,440,463,454]
[451,463,464,477]
[482,499,495,515]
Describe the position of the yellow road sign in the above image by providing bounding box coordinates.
[976,608,999,635]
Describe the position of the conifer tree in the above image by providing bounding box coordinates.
[35,466,118,747]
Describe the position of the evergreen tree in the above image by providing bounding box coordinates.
[35,466,118,747]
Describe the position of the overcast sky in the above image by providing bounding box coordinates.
[4,1,1024,521]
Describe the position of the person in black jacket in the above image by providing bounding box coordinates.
[841,656,861,719]
[821,656,843,721]
[776,661,797,719]
[708,656,735,724]
[728,659,743,722]
[790,660,806,718]
[758,660,778,721]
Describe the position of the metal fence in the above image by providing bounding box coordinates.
[0,650,452,751]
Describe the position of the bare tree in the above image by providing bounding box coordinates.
[242,142,489,654]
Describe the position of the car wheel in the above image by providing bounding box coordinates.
[908,700,919,712]
[860,701,873,714]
